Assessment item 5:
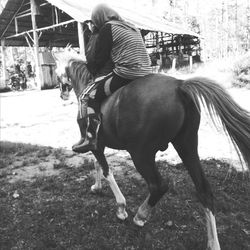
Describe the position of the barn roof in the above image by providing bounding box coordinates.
[0,0,200,47]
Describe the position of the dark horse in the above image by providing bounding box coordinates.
[55,51,250,250]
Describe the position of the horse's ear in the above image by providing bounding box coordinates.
[65,43,72,51]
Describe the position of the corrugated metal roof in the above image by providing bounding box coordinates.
[0,0,199,47]
[47,0,199,37]
[0,0,26,40]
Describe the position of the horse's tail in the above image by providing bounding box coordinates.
[179,77,250,169]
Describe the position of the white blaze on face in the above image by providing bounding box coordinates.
[55,61,67,78]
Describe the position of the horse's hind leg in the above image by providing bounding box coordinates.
[130,149,170,226]
[92,150,128,220]
[172,108,220,249]
[173,140,220,250]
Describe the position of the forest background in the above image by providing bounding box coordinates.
[0,0,250,79]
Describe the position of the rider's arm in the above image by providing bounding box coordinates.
[86,23,113,76]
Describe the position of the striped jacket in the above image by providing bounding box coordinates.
[87,21,152,79]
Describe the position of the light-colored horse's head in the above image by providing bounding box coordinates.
[54,49,91,100]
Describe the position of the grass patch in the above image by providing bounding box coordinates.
[0,86,11,93]
[0,154,249,249]
[0,141,52,155]
[53,160,68,169]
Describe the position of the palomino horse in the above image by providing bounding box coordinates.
[55,51,250,250]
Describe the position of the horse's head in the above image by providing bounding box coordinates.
[54,49,91,100]
[54,51,74,100]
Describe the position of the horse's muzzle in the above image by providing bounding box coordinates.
[60,90,70,100]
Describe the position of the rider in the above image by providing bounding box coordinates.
[72,3,152,153]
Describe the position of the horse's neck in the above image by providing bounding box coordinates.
[72,78,86,99]
[68,60,91,98]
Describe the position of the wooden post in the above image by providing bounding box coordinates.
[10,47,15,67]
[189,55,193,72]
[156,32,159,50]
[30,0,42,90]
[1,39,8,87]
[24,47,28,77]
[77,22,85,57]
[172,57,176,71]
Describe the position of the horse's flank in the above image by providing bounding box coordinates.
[100,74,185,151]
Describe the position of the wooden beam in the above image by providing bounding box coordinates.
[15,17,19,34]
[17,1,49,17]
[1,39,8,87]
[30,0,42,90]
[5,19,76,39]
[77,22,85,57]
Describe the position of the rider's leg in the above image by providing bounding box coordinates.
[72,74,130,153]
[72,95,101,153]
[72,111,88,149]
[72,95,90,152]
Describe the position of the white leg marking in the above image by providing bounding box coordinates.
[204,208,221,250]
[106,172,128,220]
[91,161,102,193]
[133,195,152,227]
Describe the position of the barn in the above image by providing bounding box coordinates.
[0,0,200,89]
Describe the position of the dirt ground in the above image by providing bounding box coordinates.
[0,75,250,249]
[0,141,250,250]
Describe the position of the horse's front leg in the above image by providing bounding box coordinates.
[92,150,128,220]
[105,171,128,220]
[91,160,102,193]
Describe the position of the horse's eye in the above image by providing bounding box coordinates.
[61,83,67,91]
[61,83,72,92]
[68,85,73,91]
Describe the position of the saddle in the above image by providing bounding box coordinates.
[80,72,113,100]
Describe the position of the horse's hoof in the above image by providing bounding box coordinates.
[116,204,128,220]
[133,214,146,227]
[117,210,128,220]
[90,184,102,194]
[206,241,221,250]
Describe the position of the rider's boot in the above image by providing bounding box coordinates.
[72,113,101,153]
[72,95,88,152]
[72,117,88,151]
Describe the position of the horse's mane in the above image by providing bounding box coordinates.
[58,50,85,63]
[68,59,92,85]
[57,51,92,87]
